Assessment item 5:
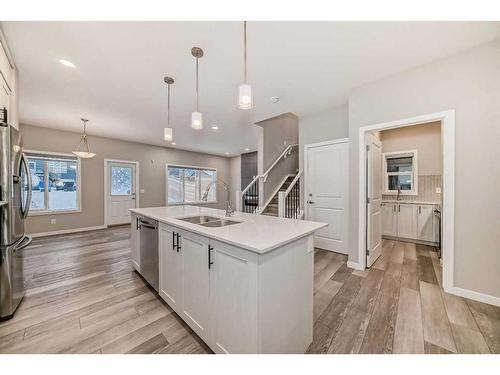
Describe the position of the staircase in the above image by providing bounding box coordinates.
[262,176,296,216]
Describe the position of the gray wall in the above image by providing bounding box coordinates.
[21,123,231,234]
[380,121,441,176]
[348,40,500,297]
[256,113,299,204]
[298,103,349,171]
[240,151,257,189]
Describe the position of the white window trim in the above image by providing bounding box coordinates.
[382,149,418,196]
[25,149,82,216]
[165,163,218,205]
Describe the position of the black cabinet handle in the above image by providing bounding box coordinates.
[172,232,177,251]
[208,245,214,269]
[398,205,400,212]
[136,217,140,230]
[176,233,181,252]
[419,206,421,214]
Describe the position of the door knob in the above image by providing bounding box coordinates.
[307,200,315,204]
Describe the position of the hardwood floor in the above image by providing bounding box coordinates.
[308,240,500,354]
[0,228,498,354]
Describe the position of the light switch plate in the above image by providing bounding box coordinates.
[140,189,145,194]
[436,187,442,194]
[50,218,56,225]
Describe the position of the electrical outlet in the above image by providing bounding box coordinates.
[50,218,56,225]
[436,187,442,194]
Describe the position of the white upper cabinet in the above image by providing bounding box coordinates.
[381,203,398,237]
[417,204,435,242]
[0,41,12,90]
[396,204,418,239]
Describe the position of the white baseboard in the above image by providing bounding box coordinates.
[347,261,364,270]
[446,286,500,307]
[30,225,107,238]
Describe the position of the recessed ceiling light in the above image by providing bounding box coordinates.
[59,59,76,68]
[210,125,219,131]
[270,96,280,103]
[245,148,250,152]
[225,152,230,155]
[171,142,176,146]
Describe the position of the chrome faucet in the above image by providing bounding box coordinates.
[202,180,234,217]
[396,183,402,201]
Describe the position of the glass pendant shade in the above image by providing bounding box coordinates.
[72,119,96,158]
[191,111,203,130]
[164,127,173,142]
[238,83,253,110]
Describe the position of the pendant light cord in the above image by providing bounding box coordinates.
[195,56,199,112]
[244,21,247,83]
[167,83,171,126]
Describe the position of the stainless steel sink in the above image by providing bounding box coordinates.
[199,219,241,228]
[177,215,220,224]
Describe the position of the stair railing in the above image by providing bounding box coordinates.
[236,144,298,214]
[278,170,303,219]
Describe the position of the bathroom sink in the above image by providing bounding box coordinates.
[177,215,220,224]
[199,219,241,227]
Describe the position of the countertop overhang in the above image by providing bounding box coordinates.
[130,205,328,254]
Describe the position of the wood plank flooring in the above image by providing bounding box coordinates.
[0,228,498,354]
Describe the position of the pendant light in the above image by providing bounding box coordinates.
[238,21,253,110]
[191,47,204,130]
[72,118,96,158]
[163,76,174,142]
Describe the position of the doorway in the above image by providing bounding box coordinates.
[304,139,349,254]
[104,159,139,226]
[358,110,454,292]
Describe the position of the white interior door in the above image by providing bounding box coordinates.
[366,133,382,267]
[107,161,137,225]
[305,140,349,254]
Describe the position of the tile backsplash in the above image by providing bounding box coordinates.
[382,174,441,203]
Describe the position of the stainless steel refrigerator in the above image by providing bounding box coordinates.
[0,108,32,320]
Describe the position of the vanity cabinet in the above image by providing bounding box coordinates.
[382,202,438,244]
[397,204,418,239]
[157,222,313,353]
[130,213,140,272]
[417,204,435,242]
[381,203,398,237]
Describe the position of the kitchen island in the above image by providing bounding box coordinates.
[130,205,327,354]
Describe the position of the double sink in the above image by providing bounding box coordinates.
[177,215,241,228]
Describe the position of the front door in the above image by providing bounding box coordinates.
[305,140,349,254]
[366,133,382,267]
[107,161,137,225]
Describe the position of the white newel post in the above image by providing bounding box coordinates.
[278,191,286,218]
[235,190,243,212]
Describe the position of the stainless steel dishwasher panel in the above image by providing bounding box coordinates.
[138,217,159,292]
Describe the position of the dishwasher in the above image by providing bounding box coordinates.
[138,216,159,292]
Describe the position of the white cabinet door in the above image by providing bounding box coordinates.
[397,204,418,239]
[210,241,258,354]
[381,203,398,236]
[130,213,140,272]
[179,229,211,341]
[159,224,183,314]
[417,205,435,242]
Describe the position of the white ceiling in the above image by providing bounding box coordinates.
[2,21,499,156]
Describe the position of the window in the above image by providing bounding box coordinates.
[167,165,217,204]
[27,152,81,214]
[383,150,418,195]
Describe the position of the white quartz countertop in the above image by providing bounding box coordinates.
[382,200,440,205]
[130,205,328,254]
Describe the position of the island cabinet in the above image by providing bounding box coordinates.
[130,213,140,272]
[158,222,314,354]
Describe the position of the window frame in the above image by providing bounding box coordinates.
[25,150,82,216]
[382,149,418,196]
[166,163,217,205]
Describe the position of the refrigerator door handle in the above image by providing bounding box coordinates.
[14,234,32,251]
[20,153,32,219]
